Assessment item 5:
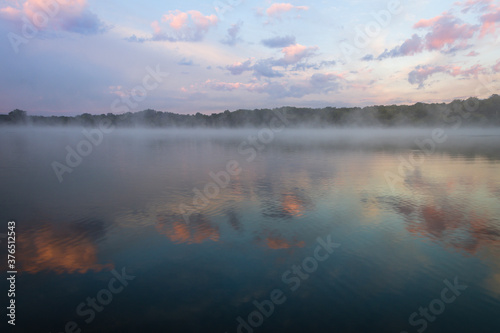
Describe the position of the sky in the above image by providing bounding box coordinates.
[0,0,499,116]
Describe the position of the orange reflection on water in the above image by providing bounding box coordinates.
[371,153,500,255]
[266,236,305,249]
[281,194,304,217]
[407,205,500,254]
[19,225,112,274]
[156,217,219,244]
[394,199,500,255]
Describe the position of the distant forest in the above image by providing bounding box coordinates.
[1,95,500,128]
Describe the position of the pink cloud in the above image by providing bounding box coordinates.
[153,10,218,41]
[0,5,21,18]
[162,10,188,30]
[379,1,500,60]
[413,14,443,29]
[380,12,479,59]
[281,43,317,64]
[266,3,309,17]
[421,14,478,51]
[0,0,105,34]
[151,21,161,34]
[449,64,485,77]
[188,10,218,30]
[108,86,129,98]
[479,6,500,37]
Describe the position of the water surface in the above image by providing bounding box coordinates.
[1,127,499,333]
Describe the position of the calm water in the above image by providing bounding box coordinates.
[1,127,500,333]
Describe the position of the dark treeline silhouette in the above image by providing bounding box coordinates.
[1,95,499,128]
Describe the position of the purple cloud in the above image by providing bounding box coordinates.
[261,35,296,48]
[408,63,487,88]
[378,34,424,59]
[178,58,194,66]
[252,58,284,78]
[220,21,243,46]
[225,59,253,75]
[408,65,449,88]
[361,54,374,61]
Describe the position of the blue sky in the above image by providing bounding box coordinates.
[0,0,499,115]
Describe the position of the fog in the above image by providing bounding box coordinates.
[2,125,500,155]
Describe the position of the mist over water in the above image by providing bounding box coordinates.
[1,126,500,333]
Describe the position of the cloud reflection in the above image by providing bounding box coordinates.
[18,221,112,274]
[156,214,219,244]
[376,168,500,255]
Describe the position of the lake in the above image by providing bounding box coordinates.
[1,126,499,333]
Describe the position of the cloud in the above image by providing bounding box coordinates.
[225,58,283,78]
[203,79,248,91]
[224,43,318,78]
[279,43,318,65]
[197,72,343,99]
[377,10,484,59]
[257,72,343,98]
[178,58,194,66]
[266,3,309,17]
[225,59,253,75]
[408,64,487,88]
[108,85,128,98]
[449,64,485,77]
[492,59,500,73]
[377,34,424,59]
[479,5,500,37]
[220,21,242,46]
[408,65,449,88]
[361,54,374,61]
[125,34,147,43]
[292,59,337,71]
[418,14,478,51]
[460,0,495,13]
[261,3,309,23]
[261,35,296,48]
[466,50,479,56]
[317,60,337,68]
[0,0,107,35]
[252,58,284,78]
[308,73,343,94]
[149,10,218,42]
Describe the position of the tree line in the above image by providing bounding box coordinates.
[1,95,499,128]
